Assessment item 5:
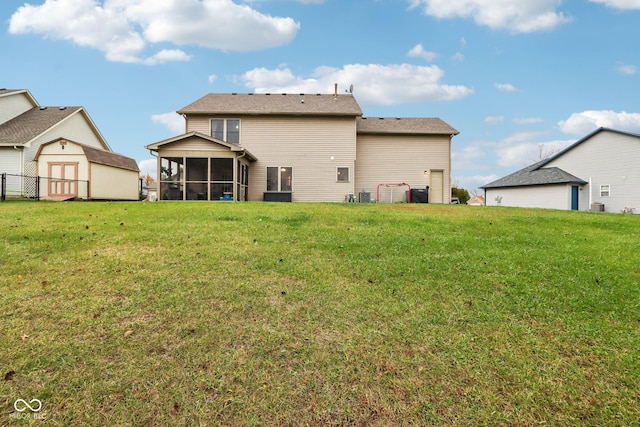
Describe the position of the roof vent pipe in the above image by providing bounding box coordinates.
[334,83,338,97]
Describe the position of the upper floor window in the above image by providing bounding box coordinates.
[211,119,240,144]
[600,184,610,197]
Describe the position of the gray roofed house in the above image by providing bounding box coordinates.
[147,90,459,203]
[482,161,587,189]
[482,127,640,213]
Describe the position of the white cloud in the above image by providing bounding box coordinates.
[485,115,504,125]
[453,144,486,171]
[589,0,640,9]
[409,0,572,33]
[138,159,157,179]
[151,112,185,133]
[495,82,518,92]
[558,110,640,135]
[616,63,637,75]
[239,64,474,106]
[407,44,438,62]
[208,74,218,84]
[513,117,544,125]
[9,0,299,64]
[451,52,465,61]
[496,139,574,167]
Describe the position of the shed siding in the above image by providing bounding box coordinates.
[545,131,640,213]
[355,134,451,203]
[0,93,34,124]
[90,163,140,200]
[36,143,90,199]
[485,185,571,210]
[36,141,138,200]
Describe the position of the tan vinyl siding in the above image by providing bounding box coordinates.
[241,116,356,202]
[156,136,236,158]
[184,115,357,202]
[186,116,211,135]
[355,134,451,203]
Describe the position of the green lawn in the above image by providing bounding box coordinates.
[1,201,639,426]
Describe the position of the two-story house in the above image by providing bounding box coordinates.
[145,90,458,203]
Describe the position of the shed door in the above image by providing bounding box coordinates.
[430,170,444,203]
[49,162,78,198]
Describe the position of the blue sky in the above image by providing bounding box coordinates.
[2,0,640,193]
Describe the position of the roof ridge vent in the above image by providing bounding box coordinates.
[39,106,47,110]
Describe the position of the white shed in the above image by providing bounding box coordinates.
[35,138,140,200]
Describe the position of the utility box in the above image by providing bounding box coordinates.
[591,202,605,212]
[359,192,371,203]
[410,188,429,203]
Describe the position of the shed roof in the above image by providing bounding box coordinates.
[36,138,139,172]
[482,161,587,189]
[177,93,363,116]
[0,106,83,146]
[356,116,458,135]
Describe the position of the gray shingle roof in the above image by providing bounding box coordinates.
[0,106,82,146]
[177,93,363,116]
[482,161,587,189]
[356,116,459,135]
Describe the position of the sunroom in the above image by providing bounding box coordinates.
[145,132,256,201]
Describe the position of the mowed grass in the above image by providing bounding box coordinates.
[1,201,639,426]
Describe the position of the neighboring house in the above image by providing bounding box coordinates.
[0,88,139,200]
[482,128,640,213]
[467,195,485,206]
[145,91,458,202]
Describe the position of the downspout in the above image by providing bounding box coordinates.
[588,177,592,208]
